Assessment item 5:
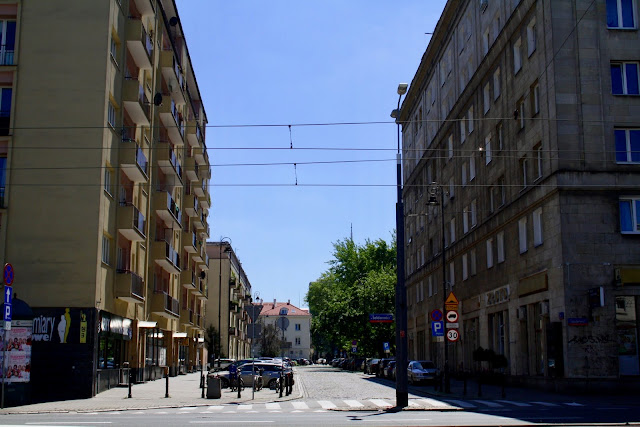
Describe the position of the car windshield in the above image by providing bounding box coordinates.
[414,361,436,369]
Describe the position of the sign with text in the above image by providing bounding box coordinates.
[447,329,460,342]
[369,313,394,323]
[431,321,444,337]
[445,291,459,311]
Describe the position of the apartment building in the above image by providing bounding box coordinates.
[257,300,312,360]
[206,242,252,363]
[0,0,212,400]
[399,0,639,389]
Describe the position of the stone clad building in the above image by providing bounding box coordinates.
[399,0,640,389]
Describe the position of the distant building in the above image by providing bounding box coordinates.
[258,300,312,360]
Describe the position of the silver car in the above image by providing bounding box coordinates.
[407,360,439,385]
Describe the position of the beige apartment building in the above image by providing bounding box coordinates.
[206,242,252,363]
[257,300,312,360]
[399,0,639,390]
[0,0,212,400]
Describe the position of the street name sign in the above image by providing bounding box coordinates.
[369,313,394,323]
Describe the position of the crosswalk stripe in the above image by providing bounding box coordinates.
[419,398,455,408]
[497,400,532,407]
[473,400,504,408]
[237,404,252,410]
[314,409,328,412]
[370,399,392,407]
[409,401,420,407]
[292,401,309,409]
[318,400,337,409]
[207,406,224,410]
[268,410,282,413]
[531,401,559,407]
[179,407,196,411]
[344,400,364,408]
[564,402,584,407]
[291,409,304,413]
[265,403,281,410]
[443,399,477,408]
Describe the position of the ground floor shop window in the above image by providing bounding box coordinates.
[616,296,639,376]
[145,328,167,367]
[416,330,426,360]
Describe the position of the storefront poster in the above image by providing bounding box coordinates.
[0,320,32,383]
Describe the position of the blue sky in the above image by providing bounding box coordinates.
[175,0,447,307]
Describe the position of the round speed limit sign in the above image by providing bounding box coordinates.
[447,329,459,342]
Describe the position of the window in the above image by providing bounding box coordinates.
[615,128,640,163]
[104,166,113,196]
[450,217,456,243]
[534,143,543,179]
[462,253,469,280]
[611,62,640,95]
[620,197,640,233]
[108,102,116,128]
[461,162,467,187]
[0,157,5,208]
[485,135,492,164]
[110,37,118,64]
[448,135,454,160]
[469,156,476,181]
[607,0,636,28]
[483,82,491,114]
[0,87,11,135]
[497,231,505,263]
[533,207,543,246]
[518,217,528,253]
[449,176,455,199]
[295,337,301,346]
[460,116,466,143]
[471,199,477,227]
[531,82,540,115]
[449,262,455,287]
[470,248,477,275]
[493,67,501,100]
[467,106,474,134]
[0,20,16,66]
[102,235,112,265]
[486,238,494,268]
[428,276,433,297]
[295,323,301,331]
[463,207,469,234]
[513,37,522,74]
[496,122,504,150]
[527,18,537,56]
[518,98,525,129]
[279,308,288,315]
[521,157,528,188]
[483,29,490,56]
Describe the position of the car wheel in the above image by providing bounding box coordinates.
[268,378,278,389]
[220,378,229,389]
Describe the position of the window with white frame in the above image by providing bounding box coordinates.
[470,248,477,275]
[521,156,528,188]
[493,67,501,100]
[470,156,476,181]
[620,196,640,233]
[471,199,477,227]
[463,206,469,234]
[108,102,116,128]
[615,128,640,163]
[518,98,525,129]
[448,135,454,160]
[531,82,540,115]
[462,253,469,280]
[110,36,118,65]
[449,262,455,287]
[485,135,492,164]
[486,238,494,268]
[483,29,490,56]
[461,162,468,187]
[497,231,505,263]
[102,234,111,265]
[483,82,491,114]
[460,116,466,143]
[527,18,537,56]
[611,62,640,95]
[534,143,543,179]
[295,337,301,346]
[518,217,528,253]
[533,207,543,246]
[606,0,637,29]
[468,106,474,134]
[450,217,456,243]
[513,37,522,74]
[428,275,433,297]
[104,166,113,196]
[449,176,455,199]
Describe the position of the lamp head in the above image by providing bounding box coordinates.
[397,83,408,95]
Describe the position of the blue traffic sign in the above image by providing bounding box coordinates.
[4,286,11,305]
[4,303,11,322]
[3,263,13,286]
[383,342,390,351]
[431,321,444,337]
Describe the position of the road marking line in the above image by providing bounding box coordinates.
[179,407,196,411]
[237,404,252,410]
[223,410,236,413]
[291,409,304,413]
[473,400,504,408]
[292,402,309,409]
[268,410,282,413]
[419,398,455,408]
[318,400,337,409]
[531,401,559,407]
[443,399,476,408]
[344,400,364,408]
[207,406,224,410]
[496,400,532,407]
[409,401,420,407]
[314,409,327,412]
[265,403,281,410]
[564,402,584,406]
[370,399,392,407]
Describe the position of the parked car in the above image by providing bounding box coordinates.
[407,360,440,385]
[377,358,394,378]
[216,362,292,389]
[365,358,380,375]
[215,363,262,388]
[209,358,235,372]
[384,360,396,379]
[316,358,326,364]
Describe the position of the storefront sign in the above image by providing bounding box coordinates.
[32,308,95,344]
[568,317,588,326]
[486,285,510,307]
[0,319,32,383]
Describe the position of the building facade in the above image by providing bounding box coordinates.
[206,242,252,362]
[400,0,640,389]
[258,300,312,360]
[0,0,212,400]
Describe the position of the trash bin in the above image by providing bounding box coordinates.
[207,375,221,399]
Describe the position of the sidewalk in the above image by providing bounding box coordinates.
[0,372,302,415]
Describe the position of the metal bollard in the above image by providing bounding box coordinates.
[279,374,283,398]
[285,374,290,396]
[128,369,133,399]
[237,378,241,398]
[165,373,170,398]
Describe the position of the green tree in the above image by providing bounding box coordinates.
[204,325,223,364]
[306,236,396,358]
[260,324,282,357]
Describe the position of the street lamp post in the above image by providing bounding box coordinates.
[391,82,408,408]
[217,238,232,368]
[427,183,450,393]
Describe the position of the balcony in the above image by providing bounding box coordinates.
[117,203,146,241]
[152,239,180,274]
[160,49,185,104]
[180,308,194,327]
[182,230,197,253]
[200,252,210,270]
[181,269,196,290]
[126,18,153,70]
[0,44,14,66]
[186,120,202,147]
[150,291,180,318]
[120,133,148,183]
[199,193,211,210]
[191,277,204,297]
[198,215,209,237]
[115,270,145,304]
[133,0,155,16]
[158,95,184,146]
[156,142,183,185]
[154,190,182,229]
[183,156,198,182]
[193,145,206,166]
[184,193,200,218]
[192,176,204,198]
[123,77,150,126]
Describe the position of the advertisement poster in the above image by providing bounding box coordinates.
[0,320,32,383]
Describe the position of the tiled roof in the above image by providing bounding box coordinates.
[258,301,310,317]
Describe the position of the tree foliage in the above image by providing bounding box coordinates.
[260,324,282,357]
[204,325,223,363]
[306,237,396,358]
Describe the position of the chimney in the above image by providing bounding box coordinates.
[287,299,290,305]
[273,298,276,309]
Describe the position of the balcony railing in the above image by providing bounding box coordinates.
[156,238,180,270]
[0,45,14,66]
[155,291,179,317]
[115,270,145,303]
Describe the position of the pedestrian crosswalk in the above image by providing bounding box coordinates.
[132,398,585,414]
